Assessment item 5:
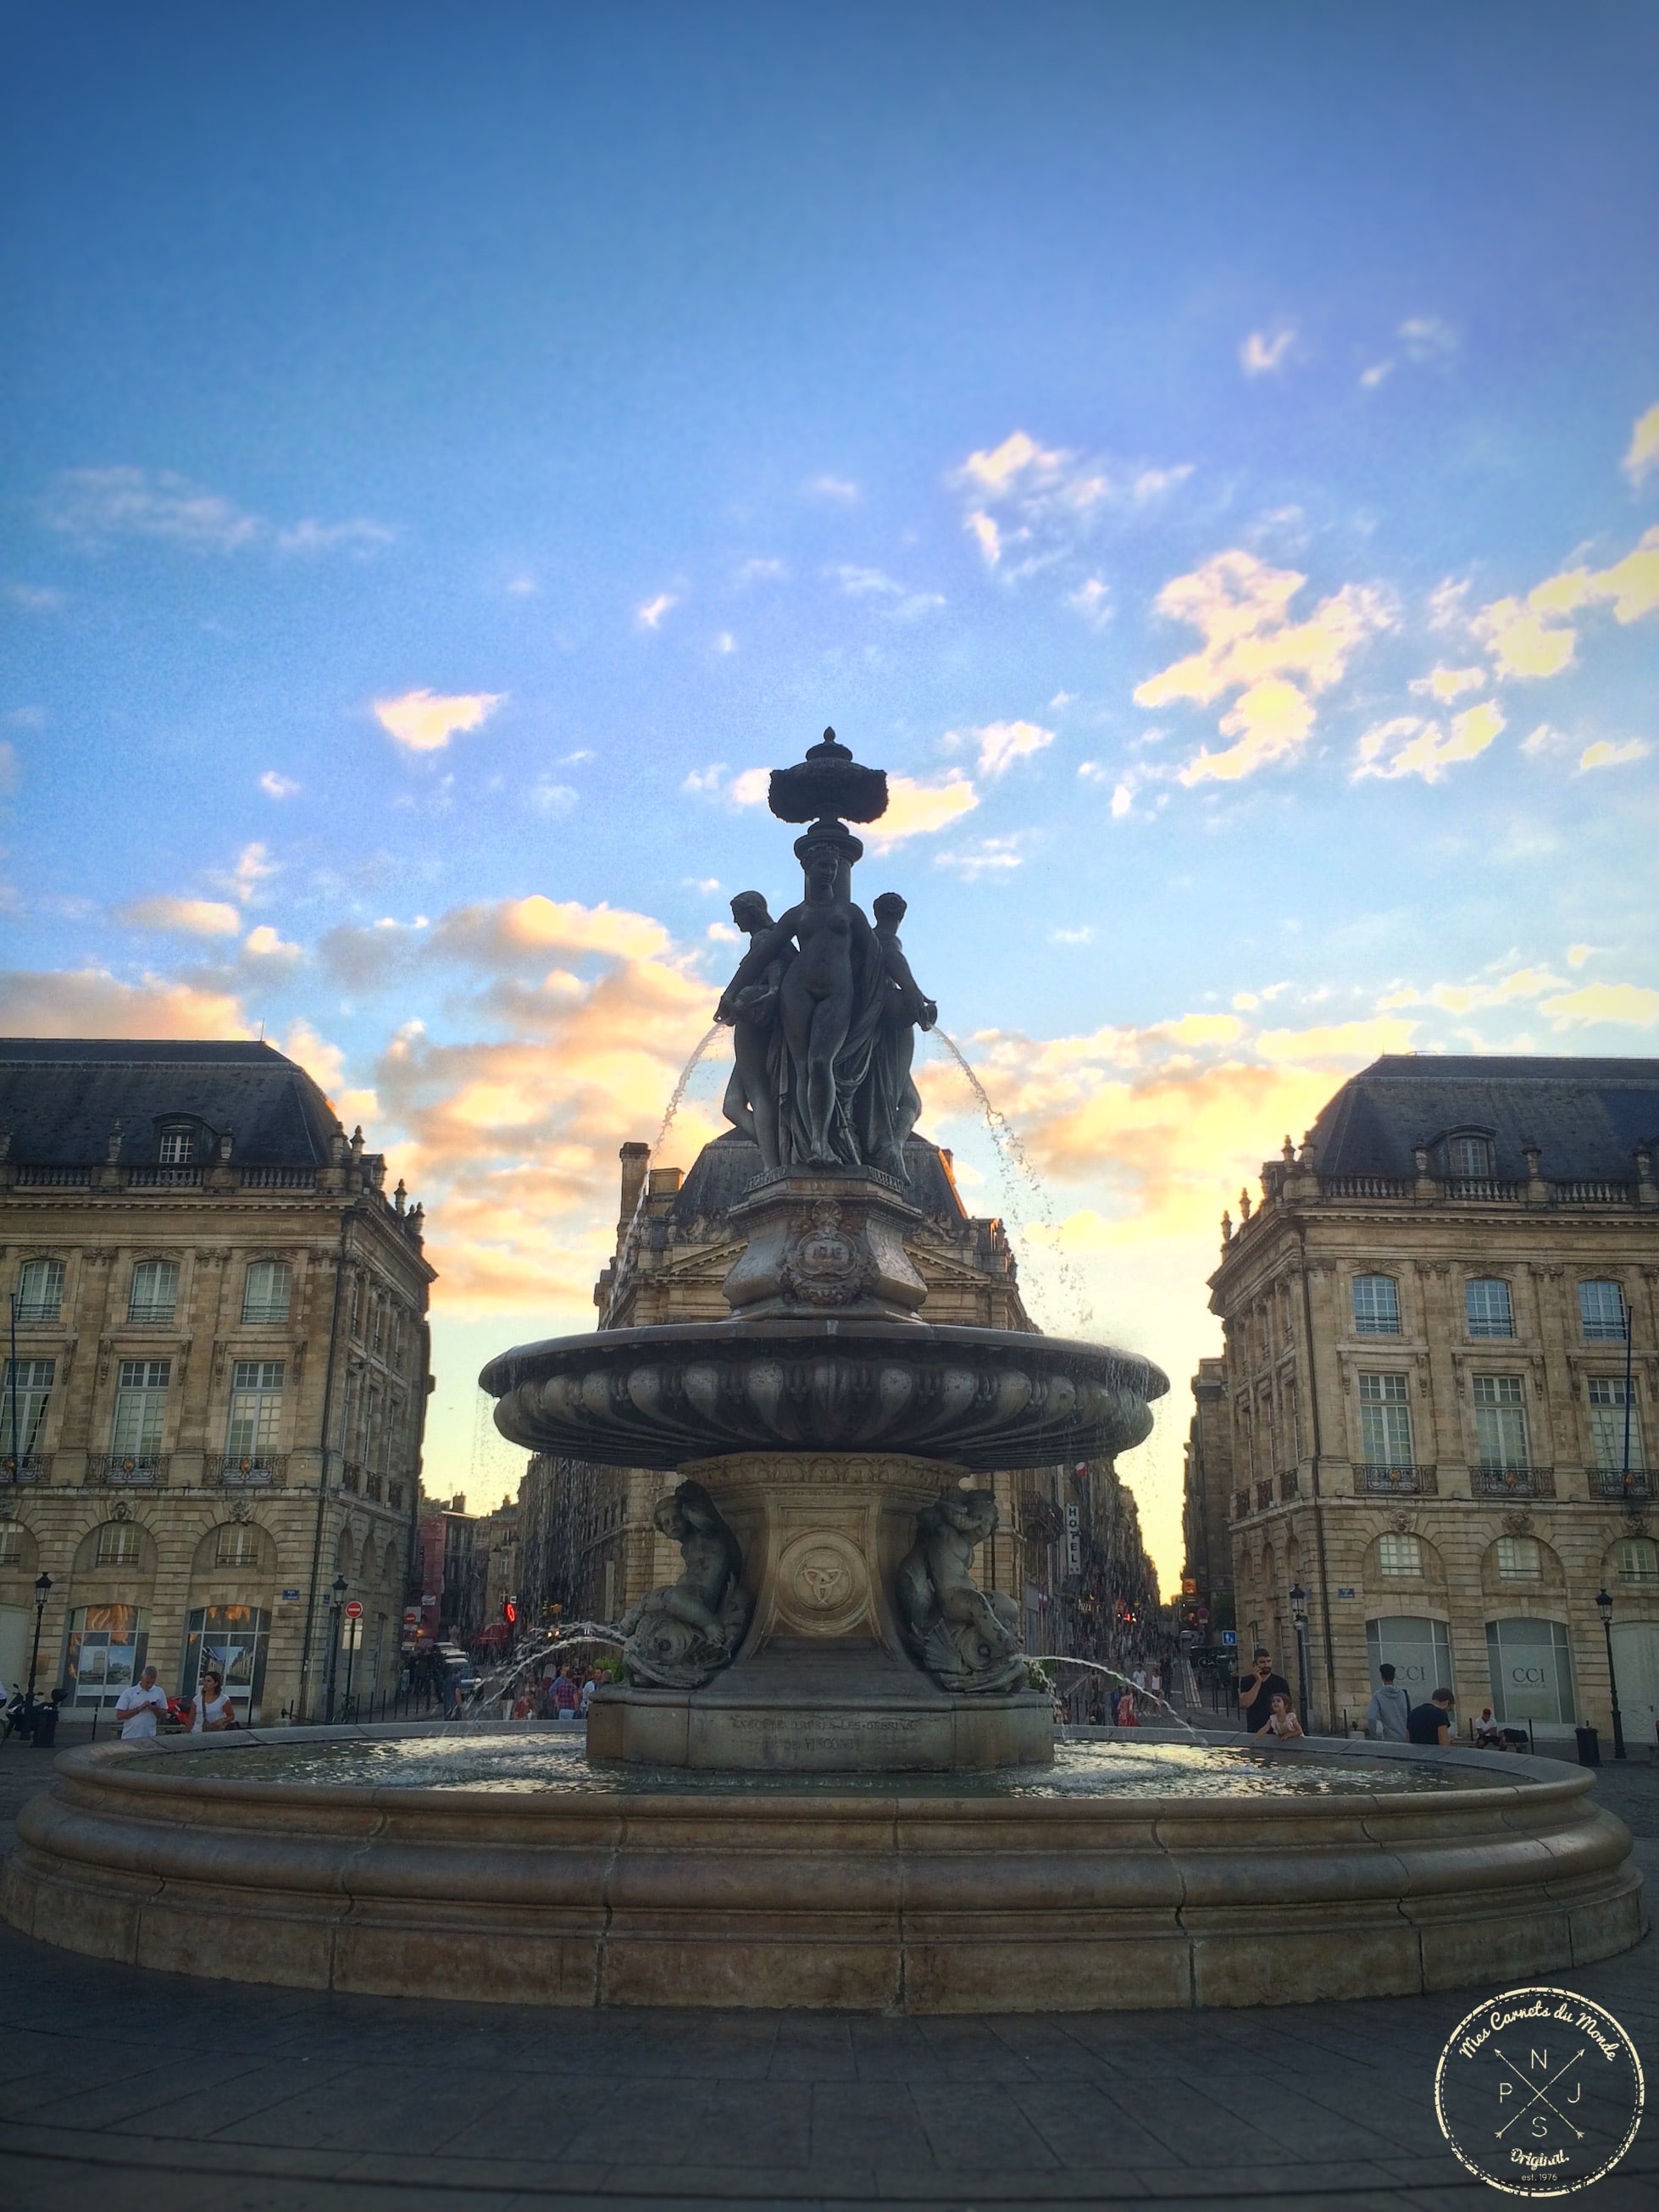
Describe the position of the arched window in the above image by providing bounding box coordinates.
[1352,1275,1400,1335]
[1465,1278,1513,1339]
[1579,1280,1627,1342]
[241,1259,292,1325]
[1377,1533,1421,1577]
[15,1257,64,1324]
[1447,1134,1493,1178]
[96,1522,143,1566]
[158,1124,196,1165]
[128,1258,179,1323]
[1614,1538,1658,1583]
[215,1523,263,1569]
[1495,1535,1540,1579]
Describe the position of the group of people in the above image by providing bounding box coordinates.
[108,1664,236,1739]
[509,1665,604,1721]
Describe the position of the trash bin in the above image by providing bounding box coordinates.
[30,1701,58,1749]
[1575,1724,1600,1766]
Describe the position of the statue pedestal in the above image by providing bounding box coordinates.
[587,1450,1052,1773]
[719,1170,929,1323]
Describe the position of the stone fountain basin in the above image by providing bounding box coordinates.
[482,1317,1167,1471]
[5,1726,1640,2014]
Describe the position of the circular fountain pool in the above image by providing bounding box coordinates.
[6,1724,1642,2015]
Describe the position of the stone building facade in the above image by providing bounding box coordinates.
[1185,1055,1659,1746]
[0,1040,434,1721]
[518,1131,1159,1660]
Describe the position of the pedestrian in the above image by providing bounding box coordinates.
[1263,1691,1304,1739]
[512,1687,535,1721]
[1238,1647,1293,1737]
[114,1664,169,1741]
[1115,1688,1140,1727]
[580,1673,598,1719]
[189,1667,236,1732]
[1407,1687,1455,1746]
[552,1668,580,1722]
[1364,1663,1411,1743]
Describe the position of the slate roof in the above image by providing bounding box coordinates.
[1308,1056,1659,1183]
[0,1039,343,1166]
[670,1128,968,1228]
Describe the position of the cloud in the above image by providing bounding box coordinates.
[730,768,770,806]
[427,895,672,968]
[1623,402,1659,485]
[1134,548,1394,784]
[1539,982,1659,1028]
[1049,925,1094,945]
[735,557,787,585]
[952,429,1190,579]
[6,584,64,612]
[530,779,579,815]
[1240,326,1296,375]
[1353,701,1506,783]
[1471,525,1659,680]
[933,835,1024,880]
[684,764,769,806]
[1068,578,1112,629]
[1579,737,1651,772]
[42,467,390,556]
[1410,665,1486,702]
[117,894,243,937]
[258,769,301,799]
[243,924,302,962]
[216,842,276,905]
[0,967,250,1037]
[1360,315,1459,391]
[827,564,941,619]
[635,592,678,629]
[804,475,859,501]
[1377,965,1567,1017]
[965,512,1002,566]
[1567,943,1595,969]
[948,719,1054,779]
[375,688,506,754]
[863,772,979,846]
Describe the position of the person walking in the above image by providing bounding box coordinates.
[1407,1688,1455,1746]
[1238,1647,1293,1738]
[114,1664,169,1740]
[579,1672,599,1719]
[552,1669,580,1723]
[189,1667,236,1732]
[1364,1663,1411,1743]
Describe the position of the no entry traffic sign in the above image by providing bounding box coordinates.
[344,1598,363,1620]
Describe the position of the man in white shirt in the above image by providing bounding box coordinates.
[114,1665,169,1740]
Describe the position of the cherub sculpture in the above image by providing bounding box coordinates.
[619,1479,752,1689]
[896,1485,1028,1695]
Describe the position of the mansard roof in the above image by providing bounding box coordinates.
[1308,1055,1659,1183]
[0,1039,343,1166]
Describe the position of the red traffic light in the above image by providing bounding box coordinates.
[502,1597,518,1625]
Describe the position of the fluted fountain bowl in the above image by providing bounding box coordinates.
[481,1316,1167,1471]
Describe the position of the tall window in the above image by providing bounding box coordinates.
[1465,1278,1513,1338]
[111,1358,169,1456]
[1448,1134,1492,1177]
[1357,1372,1413,1466]
[0,1526,23,1565]
[127,1259,179,1324]
[1352,1275,1400,1335]
[2,1358,54,1454]
[1614,1538,1658,1583]
[158,1126,195,1164]
[1473,1374,1529,1468]
[1579,1280,1627,1341]
[14,1256,64,1324]
[1486,1617,1574,1729]
[215,1523,263,1568]
[1588,1379,1645,1472]
[1495,1534,1540,1579]
[241,1259,292,1325]
[1377,1533,1422,1577]
[95,1522,143,1566]
[226,1360,284,1457]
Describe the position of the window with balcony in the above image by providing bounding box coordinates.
[1466,1278,1514,1339]
[14,1256,65,1324]
[1377,1533,1422,1577]
[1473,1374,1528,1468]
[111,1359,170,1455]
[241,1259,292,1325]
[1589,1379,1645,1474]
[226,1360,284,1457]
[2,1358,54,1455]
[95,1522,143,1566]
[1447,1134,1493,1178]
[1614,1538,1658,1583]
[158,1126,195,1165]
[1352,1275,1400,1335]
[1579,1280,1627,1341]
[1495,1535,1540,1579]
[127,1259,179,1324]
[1358,1372,1413,1466]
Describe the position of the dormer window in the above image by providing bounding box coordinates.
[1446,1134,1492,1178]
[158,1126,195,1165]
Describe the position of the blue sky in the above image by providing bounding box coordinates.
[3,4,1656,1581]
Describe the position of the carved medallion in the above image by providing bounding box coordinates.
[779,1200,874,1308]
[775,1527,869,1635]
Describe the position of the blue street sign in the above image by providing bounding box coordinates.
[1220,1629,1237,1646]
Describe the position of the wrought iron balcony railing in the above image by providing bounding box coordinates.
[1356,1463,1436,1494]
[1472,1464,1555,1498]
[1593,1469,1651,1503]
[1,1453,49,1483]
[86,1452,169,1486]
[209,1454,287,1488]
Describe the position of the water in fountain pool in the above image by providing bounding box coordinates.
[180,1734,1512,1798]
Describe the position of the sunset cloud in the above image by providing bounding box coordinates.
[374,687,506,753]
[1623,402,1659,485]
[950,719,1055,778]
[1578,737,1651,772]
[117,894,243,936]
[953,429,1191,579]
[1539,981,1659,1028]
[1353,700,1505,783]
[0,966,250,1037]
[863,772,979,846]
[1471,525,1659,680]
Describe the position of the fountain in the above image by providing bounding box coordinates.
[4,730,1643,2011]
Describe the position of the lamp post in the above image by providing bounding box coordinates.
[325,1574,347,1723]
[1289,1582,1311,1729]
[25,1570,53,1727]
[1595,1588,1626,1760]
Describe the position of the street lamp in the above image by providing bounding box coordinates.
[1289,1583,1311,1729]
[325,1574,348,1724]
[1595,1588,1626,1760]
[25,1570,52,1725]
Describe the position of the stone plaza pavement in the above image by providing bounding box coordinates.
[0,1738,1654,2212]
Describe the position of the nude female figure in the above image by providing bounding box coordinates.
[716,835,875,1165]
[719,890,788,1167]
